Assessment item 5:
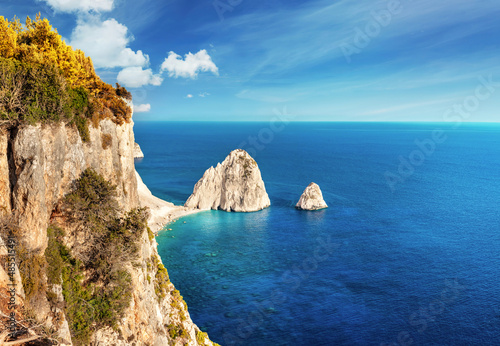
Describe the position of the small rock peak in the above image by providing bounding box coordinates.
[296,182,328,211]
[133,142,144,159]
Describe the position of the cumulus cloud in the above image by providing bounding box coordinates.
[198,92,210,97]
[117,67,163,88]
[39,0,114,12]
[70,18,148,69]
[161,50,218,79]
[133,104,151,113]
[186,94,193,98]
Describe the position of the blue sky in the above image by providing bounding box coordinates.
[2,0,500,121]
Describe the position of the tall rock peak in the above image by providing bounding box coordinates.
[185,149,271,212]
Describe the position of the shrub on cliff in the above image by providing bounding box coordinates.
[0,58,67,121]
[115,83,132,101]
[0,15,132,138]
[44,170,150,344]
[64,168,118,234]
[0,213,47,303]
[0,57,94,141]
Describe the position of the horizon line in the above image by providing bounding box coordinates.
[133,119,500,124]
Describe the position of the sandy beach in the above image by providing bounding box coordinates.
[135,171,202,233]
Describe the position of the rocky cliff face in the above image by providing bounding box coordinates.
[90,225,214,346]
[185,149,271,212]
[296,182,328,210]
[0,119,138,252]
[0,119,215,345]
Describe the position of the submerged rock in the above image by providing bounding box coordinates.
[133,142,144,158]
[296,182,328,210]
[185,149,271,212]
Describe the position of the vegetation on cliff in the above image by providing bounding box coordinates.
[0,217,57,344]
[0,15,132,141]
[52,169,148,344]
[0,169,148,345]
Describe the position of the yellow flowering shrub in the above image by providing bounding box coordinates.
[0,14,131,132]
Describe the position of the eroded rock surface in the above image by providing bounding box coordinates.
[185,149,270,212]
[296,182,328,210]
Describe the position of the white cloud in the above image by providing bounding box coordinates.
[117,67,163,88]
[186,94,193,98]
[161,50,218,79]
[133,104,151,113]
[70,18,148,69]
[198,92,210,97]
[40,0,114,12]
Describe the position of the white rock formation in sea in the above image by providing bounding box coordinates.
[296,182,328,210]
[134,142,144,158]
[185,149,271,212]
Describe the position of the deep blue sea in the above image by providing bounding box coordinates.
[134,122,500,346]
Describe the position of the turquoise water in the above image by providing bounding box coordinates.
[134,122,500,345]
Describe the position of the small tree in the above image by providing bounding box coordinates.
[64,168,118,234]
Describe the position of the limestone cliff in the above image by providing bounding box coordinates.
[0,119,216,345]
[185,149,271,212]
[134,142,144,159]
[0,119,138,252]
[296,182,328,210]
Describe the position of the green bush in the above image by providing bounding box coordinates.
[88,207,146,279]
[45,224,94,344]
[117,207,149,235]
[170,289,187,321]
[167,324,188,340]
[18,251,47,301]
[0,215,48,303]
[0,57,98,141]
[68,86,90,115]
[45,225,65,286]
[147,226,154,242]
[0,58,65,122]
[152,254,170,300]
[64,168,118,233]
[61,260,94,345]
[90,269,132,327]
[56,240,134,345]
[72,114,90,142]
[69,87,91,142]
[49,170,150,344]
